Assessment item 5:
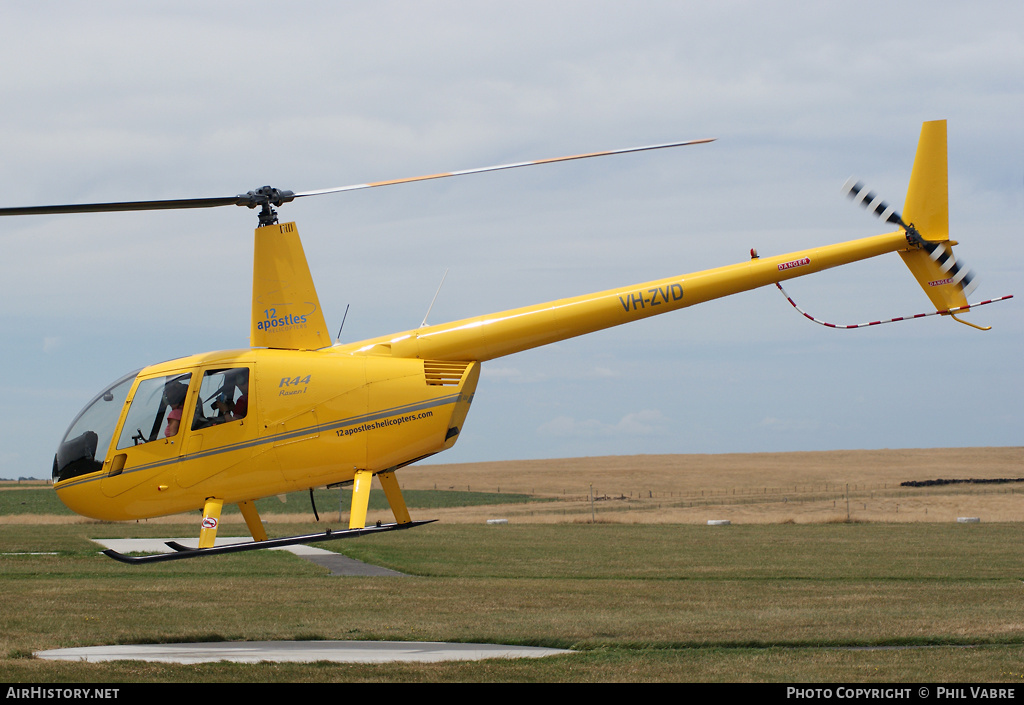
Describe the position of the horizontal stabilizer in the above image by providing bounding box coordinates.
[899,244,975,311]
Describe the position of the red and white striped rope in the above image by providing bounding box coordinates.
[775,282,1012,329]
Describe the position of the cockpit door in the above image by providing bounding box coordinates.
[175,366,258,490]
[100,371,194,498]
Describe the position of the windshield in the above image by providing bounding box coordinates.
[54,370,139,482]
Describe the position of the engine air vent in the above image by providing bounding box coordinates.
[424,360,469,386]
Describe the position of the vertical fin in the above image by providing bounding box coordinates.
[902,120,948,243]
[898,120,973,310]
[251,221,331,350]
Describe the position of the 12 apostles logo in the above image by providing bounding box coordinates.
[258,308,309,331]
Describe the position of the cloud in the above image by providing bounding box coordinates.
[538,409,670,438]
[481,366,547,384]
[484,364,618,383]
[757,416,838,434]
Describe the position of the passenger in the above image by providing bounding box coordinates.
[164,381,188,437]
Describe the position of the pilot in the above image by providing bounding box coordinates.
[213,369,249,422]
[164,381,189,437]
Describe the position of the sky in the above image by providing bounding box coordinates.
[0,1,1020,479]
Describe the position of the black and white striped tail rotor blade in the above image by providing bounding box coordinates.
[958,267,979,299]
[841,178,907,229]
[843,178,980,298]
[925,241,979,298]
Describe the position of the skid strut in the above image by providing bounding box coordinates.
[104,470,423,564]
[101,520,435,564]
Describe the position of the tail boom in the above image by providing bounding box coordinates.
[338,230,911,363]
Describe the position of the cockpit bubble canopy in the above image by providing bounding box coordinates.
[53,370,139,483]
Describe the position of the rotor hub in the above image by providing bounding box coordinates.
[236,186,296,226]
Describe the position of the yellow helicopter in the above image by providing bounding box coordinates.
[0,120,1010,563]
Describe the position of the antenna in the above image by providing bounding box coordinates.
[335,304,350,342]
[420,269,449,328]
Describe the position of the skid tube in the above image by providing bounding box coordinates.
[101,519,436,564]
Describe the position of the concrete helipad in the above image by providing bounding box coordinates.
[91,538,406,576]
[35,641,572,664]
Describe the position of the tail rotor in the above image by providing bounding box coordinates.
[841,174,986,320]
[818,121,1011,329]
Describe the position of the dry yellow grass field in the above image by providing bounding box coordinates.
[399,446,1024,525]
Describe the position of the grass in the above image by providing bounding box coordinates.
[3,448,1022,682]
[248,488,542,514]
[0,487,541,517]
[0,486,77,515]
[1,520,1023,682]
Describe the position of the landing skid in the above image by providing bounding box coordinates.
[101,520,435,564]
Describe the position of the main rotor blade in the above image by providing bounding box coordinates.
[0,195,245,217]
[292,138,716,199]
[0,138,713,218]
